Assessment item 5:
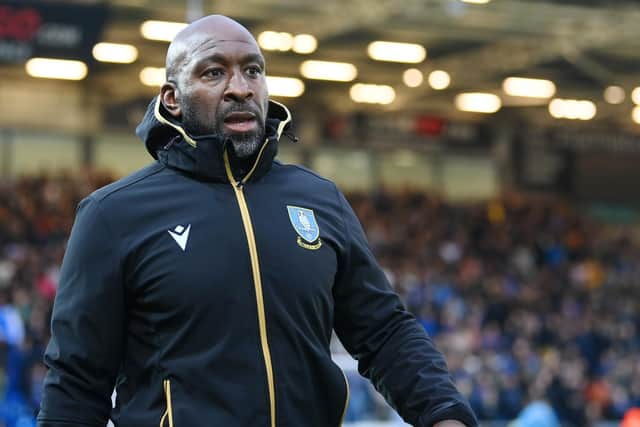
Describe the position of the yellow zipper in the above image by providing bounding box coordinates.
[240,137,272,186]
[224,148,276,427]
[339,369,350,426]
[160,379,174,427]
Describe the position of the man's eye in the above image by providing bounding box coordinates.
[204,68,224,77]
[247,66,262,76]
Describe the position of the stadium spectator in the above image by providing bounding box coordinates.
[1,175,640,426]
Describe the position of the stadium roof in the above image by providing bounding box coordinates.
[3,0,640,133]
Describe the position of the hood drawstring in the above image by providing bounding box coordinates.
[163,136,180,151]
[283,130,299,143]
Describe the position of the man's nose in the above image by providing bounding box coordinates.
[224,71,253,102]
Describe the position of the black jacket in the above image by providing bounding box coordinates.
[37,97,478,427]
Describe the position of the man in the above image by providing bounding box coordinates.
[37,15,478,427]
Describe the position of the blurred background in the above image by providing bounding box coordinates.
[1,0,640,426]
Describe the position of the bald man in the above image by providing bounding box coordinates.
[37,15,477,427]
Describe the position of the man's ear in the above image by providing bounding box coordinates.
[161,82,181,119]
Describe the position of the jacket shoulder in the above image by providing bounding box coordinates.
[89,161,165,204]
[273,161,338,189]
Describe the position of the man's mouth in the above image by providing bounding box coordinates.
[223,112,257,133]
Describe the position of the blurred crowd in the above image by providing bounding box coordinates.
[342,190,640,426]
[1,172,640,426]
[0,171,114,426]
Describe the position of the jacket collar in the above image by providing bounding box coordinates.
[135,95,293,183]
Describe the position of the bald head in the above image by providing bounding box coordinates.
[165,15,260,84]
[159,14,269,157]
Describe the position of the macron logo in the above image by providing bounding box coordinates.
[168,224,191,251]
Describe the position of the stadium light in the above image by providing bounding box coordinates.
[548,98,596,120]
[266,76,305,97]
[632,87,640,105]
[300,60,357,82]
[604,86,625,104]
[367,41,426,64]
[455,93,501,113]
[140,20,187,42]
[350,84,396,105]
[292,34,317,54]
[403,68,423,87]
[258,31,293,51]
[548,99,567,119]
[93,43,138,64]
[140,67,165,86]
[461,0,491,4]
[502,77,556,98]
[632,106,640,124]
[428,70,451,90]
[25,58,88,81]
[259,32,317,54]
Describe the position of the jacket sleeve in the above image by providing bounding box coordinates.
[332,191,478,427]
[37,196,125,427]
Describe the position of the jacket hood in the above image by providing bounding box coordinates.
[135,95,293,182]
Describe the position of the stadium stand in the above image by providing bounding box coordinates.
[1,172,639,426]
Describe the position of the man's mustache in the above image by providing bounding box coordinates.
[219,103,263,121]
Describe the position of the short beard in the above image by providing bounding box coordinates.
[181,103,265,159]
[227,130,265,159]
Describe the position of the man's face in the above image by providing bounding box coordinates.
[176,37,269,158]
